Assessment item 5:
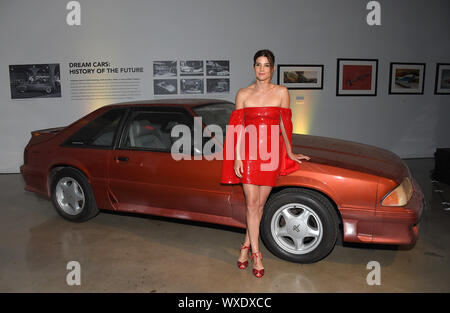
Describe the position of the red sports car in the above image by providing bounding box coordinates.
[20,99,425,263]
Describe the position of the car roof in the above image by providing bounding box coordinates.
[104,98,234,109]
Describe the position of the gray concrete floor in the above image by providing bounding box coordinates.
[0,158,449,292]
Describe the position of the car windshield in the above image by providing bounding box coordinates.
[192,103,235,142]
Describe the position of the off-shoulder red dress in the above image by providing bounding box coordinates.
[220,106,299,187]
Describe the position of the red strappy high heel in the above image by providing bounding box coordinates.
[251,251,264,278]
[237,243,251,269]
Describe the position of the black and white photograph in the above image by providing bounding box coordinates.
[434,63,450,94]
[389,62,426,94]
[206,60,230,76]
[180,61,204,76]
[180,78,204,94]
[206,78,230,93]
[154,79,177,95]
[153,61,177,77]
[9,64,61,99]
[277,64,324,89]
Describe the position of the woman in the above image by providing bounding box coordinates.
[220,49,311,278]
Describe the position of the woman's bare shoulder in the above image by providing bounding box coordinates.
[235,86,251,109]
[274,84,288,93]
[275,84,290,108]
[235,85,255,109]
[239,84,256,95]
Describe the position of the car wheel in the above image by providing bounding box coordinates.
[51,168,99,222]
[261,188,339,263]
[45,87,52,93]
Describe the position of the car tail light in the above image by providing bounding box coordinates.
[381,177,413,206]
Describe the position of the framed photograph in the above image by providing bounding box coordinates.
[277,64,323,89]
[154,79,177,95]
[336,58,378,96]
[389,62,425,94]
[206,78,229,94]
[434,63,450,95]
[9,64,61,99]
[153,61,177,77]
[180,78,204,94]
[206,60,230,76]
[180,61,204,76]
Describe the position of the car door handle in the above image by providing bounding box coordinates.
[114,156,129,162]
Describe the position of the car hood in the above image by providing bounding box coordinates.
[291,134,409,181]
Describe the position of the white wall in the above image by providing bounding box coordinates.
[1,0,449,172]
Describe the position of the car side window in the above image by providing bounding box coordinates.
[122,110,193,152]
[64,109,125,148]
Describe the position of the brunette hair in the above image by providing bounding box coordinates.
[253,49,275,68]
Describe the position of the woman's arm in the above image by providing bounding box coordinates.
[278,86,311,164]
[234,89,245,159]
[279,86,293,154]
[234,89,245,177]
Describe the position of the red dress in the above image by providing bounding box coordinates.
[220,106,299,186]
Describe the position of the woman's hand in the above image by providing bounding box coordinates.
[234,159,243,178]
[288,152,311,164]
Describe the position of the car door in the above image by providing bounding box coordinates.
[107,106,232,218]
[60,107,128,210]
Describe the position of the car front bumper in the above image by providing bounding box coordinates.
[341,177,426,246]
[370,177,426,245]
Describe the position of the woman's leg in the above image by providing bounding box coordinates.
[239,184,258,263]
[241,184,272,270]
[242,183,260,251]
[253,185,272,270]
[238,231,251,264]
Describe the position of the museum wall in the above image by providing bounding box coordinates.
[1,0,449,172]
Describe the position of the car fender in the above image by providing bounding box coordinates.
[47,160,93,196]
[276,174,340,205]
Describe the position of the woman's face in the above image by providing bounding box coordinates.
[254,56,274,82]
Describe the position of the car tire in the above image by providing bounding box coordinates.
[50,168,99,222]
[260,188,339,263]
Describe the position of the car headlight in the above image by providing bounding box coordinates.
[381,177,413,206]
